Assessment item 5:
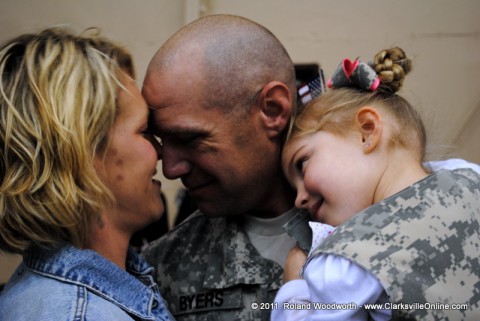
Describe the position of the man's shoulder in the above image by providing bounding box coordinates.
[167,210,209,234]
[154,210,224,242]
[142,211,226,263]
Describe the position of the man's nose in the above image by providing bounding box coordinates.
[161,144,192,179]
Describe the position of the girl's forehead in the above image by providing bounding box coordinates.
[282,137,305,164]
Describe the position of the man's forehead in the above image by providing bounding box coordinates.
[142,75,167,107]
[143,64,205,110]
[149,106,216,135]
[143,82,184,115]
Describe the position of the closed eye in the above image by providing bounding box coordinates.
[140,127,161,144]
[295,157,307,175]
[141,127,153,137]
[165,131,208,148]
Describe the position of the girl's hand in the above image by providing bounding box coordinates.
[283,245,308,282]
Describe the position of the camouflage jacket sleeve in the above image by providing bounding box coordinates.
[142,211,285,321]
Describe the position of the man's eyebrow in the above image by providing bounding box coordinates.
[154,126,208,138]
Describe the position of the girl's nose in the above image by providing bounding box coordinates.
[294,186,309,210]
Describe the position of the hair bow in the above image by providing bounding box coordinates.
[327,58,380,91]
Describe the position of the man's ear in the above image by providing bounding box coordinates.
[257,81,293,139]
[355,106,383,154]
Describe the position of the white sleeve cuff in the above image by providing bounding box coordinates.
[427,158,480,174]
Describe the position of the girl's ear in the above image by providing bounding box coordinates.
[256,81,293,139]
[355,106,383,154]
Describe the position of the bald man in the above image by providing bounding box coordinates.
[142,14,302,321]
[141,14,480,321]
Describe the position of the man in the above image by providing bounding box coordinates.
[142,14,480,321]
[142,14,302,321]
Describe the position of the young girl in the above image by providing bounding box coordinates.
[272,47,480,320]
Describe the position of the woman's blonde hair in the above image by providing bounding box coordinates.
[0,27,135,254]
[287,47,427,162]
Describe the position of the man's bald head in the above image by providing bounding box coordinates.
[146,14,297,113]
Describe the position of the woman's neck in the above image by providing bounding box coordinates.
[88,219,131,270]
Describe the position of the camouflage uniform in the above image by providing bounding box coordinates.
[311,169,480,320]
[142,208,308,321]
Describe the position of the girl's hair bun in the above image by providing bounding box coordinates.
[373,47,412,93]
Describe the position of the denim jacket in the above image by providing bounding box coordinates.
[0,244,175,321]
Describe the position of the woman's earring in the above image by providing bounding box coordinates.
[364,142,371,151]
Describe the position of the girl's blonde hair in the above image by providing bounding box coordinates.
[287,47,427,162]
[0,27,134,254]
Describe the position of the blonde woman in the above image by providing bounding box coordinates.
[0,28,175,321]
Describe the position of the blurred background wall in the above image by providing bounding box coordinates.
[1,0,479,284]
